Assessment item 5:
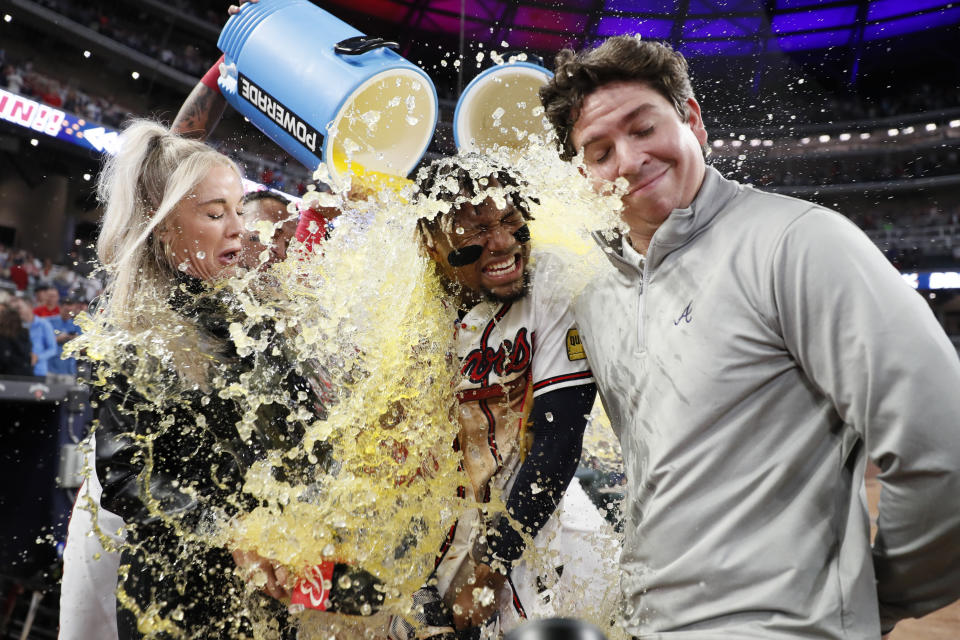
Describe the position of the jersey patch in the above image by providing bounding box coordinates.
[566,329,585,361]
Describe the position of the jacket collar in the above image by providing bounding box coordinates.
[592,165,739,277]
[167,273,240,343]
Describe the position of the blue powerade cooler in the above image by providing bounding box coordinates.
[454,55,553,153]
[217,0,438,183]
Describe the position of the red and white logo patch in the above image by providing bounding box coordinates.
[290,561,335,611]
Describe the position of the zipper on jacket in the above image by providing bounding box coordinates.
[636,278,645,354]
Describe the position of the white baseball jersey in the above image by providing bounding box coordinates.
[434,251,603,631]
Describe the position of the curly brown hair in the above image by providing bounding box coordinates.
[539,36,697,161]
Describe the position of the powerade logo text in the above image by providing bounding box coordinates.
[238,74,320,154]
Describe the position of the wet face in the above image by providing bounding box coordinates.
[427,194,531,305]
[571,81,708,248]
[159,164,245,281]
[239,196,298,269]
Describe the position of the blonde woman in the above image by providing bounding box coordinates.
[75,120,321,640]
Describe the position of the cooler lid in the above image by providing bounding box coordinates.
[453,60,553,153]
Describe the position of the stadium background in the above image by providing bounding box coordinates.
[0,0,957,637]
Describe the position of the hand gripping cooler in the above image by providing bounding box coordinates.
[453,56,553,153]
[217,0,438,183]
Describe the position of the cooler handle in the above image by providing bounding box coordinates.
[334,36,399,56]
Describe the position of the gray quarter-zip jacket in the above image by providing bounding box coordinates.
[574,166,960,639]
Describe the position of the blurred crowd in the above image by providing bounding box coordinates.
[706,81,960,128]
[0,52,131,128]
[0,50,309,194]
[719,146,960,190]
[821,84,960,123]
[32,0,219,77]
[0,244,103,379]
[851,203,960,233]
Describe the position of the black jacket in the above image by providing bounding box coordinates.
[0,332,32,377]
[94,277,331,531]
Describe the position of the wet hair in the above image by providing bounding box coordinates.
[0,303,23,338]
[242,189,291,207]
[539,36,698,161]
[413,153,537,249]
[95,119,242,321]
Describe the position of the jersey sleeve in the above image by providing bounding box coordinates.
[530,252,593,397]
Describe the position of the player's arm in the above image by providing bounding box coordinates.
[450,382,596,629]
[171,1,259,136]
[36,320,59,362]
[170,55,227,139]
[486,382,597,568]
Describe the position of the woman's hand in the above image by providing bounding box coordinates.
[232,549,294,601]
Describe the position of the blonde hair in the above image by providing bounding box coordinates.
[95,120,242,323]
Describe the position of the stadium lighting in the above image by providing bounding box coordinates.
[818,134,830,142]
[3,14,11,22]
[762,140,773,147]
[30,138,38,146]
[749,139,761,147]
[712,139,724,147]
[951,120,960,128]
[83,50,91,58]
[925,123,937,131]
[839,133,851,141]
[800,137,810,144]
[902,126,914,134]
[83,173,92,181]
[731,140,742,148]
[131,71,140,80]
[860,132,871,140]
[887,128,899,136]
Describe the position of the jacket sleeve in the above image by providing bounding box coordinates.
[769,207,960,630]
[487,383,597,567]
[35,320,58,362]
[94,381,200,528]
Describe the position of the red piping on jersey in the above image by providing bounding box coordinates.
[507,573,527,619]
[456,374,527,403]
[435,521,458,569]
[532,370,593,392]
[480,399,502,469]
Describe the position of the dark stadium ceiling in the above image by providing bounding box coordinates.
[319,0,960,57]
